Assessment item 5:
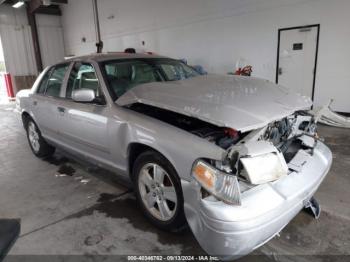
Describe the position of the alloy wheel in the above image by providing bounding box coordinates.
[138,163,178,221]
[28,122,40,153]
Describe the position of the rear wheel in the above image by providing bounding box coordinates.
[133,151,186,231]
[26,119,55,158]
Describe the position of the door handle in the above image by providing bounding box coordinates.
[278,67,283,75]
[33,101,37,106]
[57,107,65,113]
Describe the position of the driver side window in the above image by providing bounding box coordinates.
[66,63,103,101]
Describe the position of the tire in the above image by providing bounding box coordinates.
[132,151,186,231]
[25,119,55,158]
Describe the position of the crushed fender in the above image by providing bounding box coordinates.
[311,100,350,128]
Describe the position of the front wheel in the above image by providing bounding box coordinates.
[26,119,55,158]
[133,151,186,231]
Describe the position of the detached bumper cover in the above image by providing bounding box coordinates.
[182,141,332,259]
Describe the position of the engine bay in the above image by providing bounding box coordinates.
[129,104,316,156]
[128,103,318,186]
[223,111,318,185]
[262,111,317,162]
[128,103,243,149]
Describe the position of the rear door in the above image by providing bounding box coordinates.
[31,63,70,142]
[56,62,112,164]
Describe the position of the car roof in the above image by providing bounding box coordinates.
[64,52,169,63]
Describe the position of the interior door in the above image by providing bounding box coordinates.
[57,62,111,164]
[277,26,319,100]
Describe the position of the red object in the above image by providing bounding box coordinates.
[234,65,253,76]
[235,68,242,75]
[224,128,239,138]
[4,73,15,98]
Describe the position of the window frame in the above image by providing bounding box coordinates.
[36,62,70,99]
[62,61,107,106]
[35,66,54,96]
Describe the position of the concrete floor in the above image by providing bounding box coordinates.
[0,103,349,261]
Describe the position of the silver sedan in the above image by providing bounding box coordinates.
[16,53,332,259]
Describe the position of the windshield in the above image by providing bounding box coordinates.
[101,58,199,98]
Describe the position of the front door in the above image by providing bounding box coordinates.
[277,25,319,100]
[57,62,111,164]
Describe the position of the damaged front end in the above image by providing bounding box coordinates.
[191,111,320,205]
[125,100,331,258]
[230,112,319,184]
[182,112,332,259]
[116,71,331,258]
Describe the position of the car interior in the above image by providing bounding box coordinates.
[106,62,161,97]
[66,64,101,99]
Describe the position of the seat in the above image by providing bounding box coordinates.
[107,63,133,97]
[107,75,130,97]
[0,219,20,261]
[80,72,99,94]
[132,64,156,84]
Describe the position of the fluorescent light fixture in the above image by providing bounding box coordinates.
[13,1,25,8]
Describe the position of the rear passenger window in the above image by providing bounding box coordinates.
[45,64,69,98]
[37,68,53,94]
[66,63,102,99]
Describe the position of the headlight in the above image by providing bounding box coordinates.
[192,160,241,205]
[240,152,288,185]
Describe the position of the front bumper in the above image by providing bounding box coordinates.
[182,141,332,259]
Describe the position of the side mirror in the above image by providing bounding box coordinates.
[72,89,96,103]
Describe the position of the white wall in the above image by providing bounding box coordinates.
[0,5,65,75]
[36,14,65,68]
[61,0,350,112]
[0,4,37,75]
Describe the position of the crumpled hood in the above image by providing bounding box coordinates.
[116,74,312,132]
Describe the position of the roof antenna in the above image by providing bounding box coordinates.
[92,0,103,53]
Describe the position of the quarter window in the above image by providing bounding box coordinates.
[45,64,69,97]
[66,63,102,99]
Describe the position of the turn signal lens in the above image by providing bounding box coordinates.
[193,162,215,188]
[192,160,241,205]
